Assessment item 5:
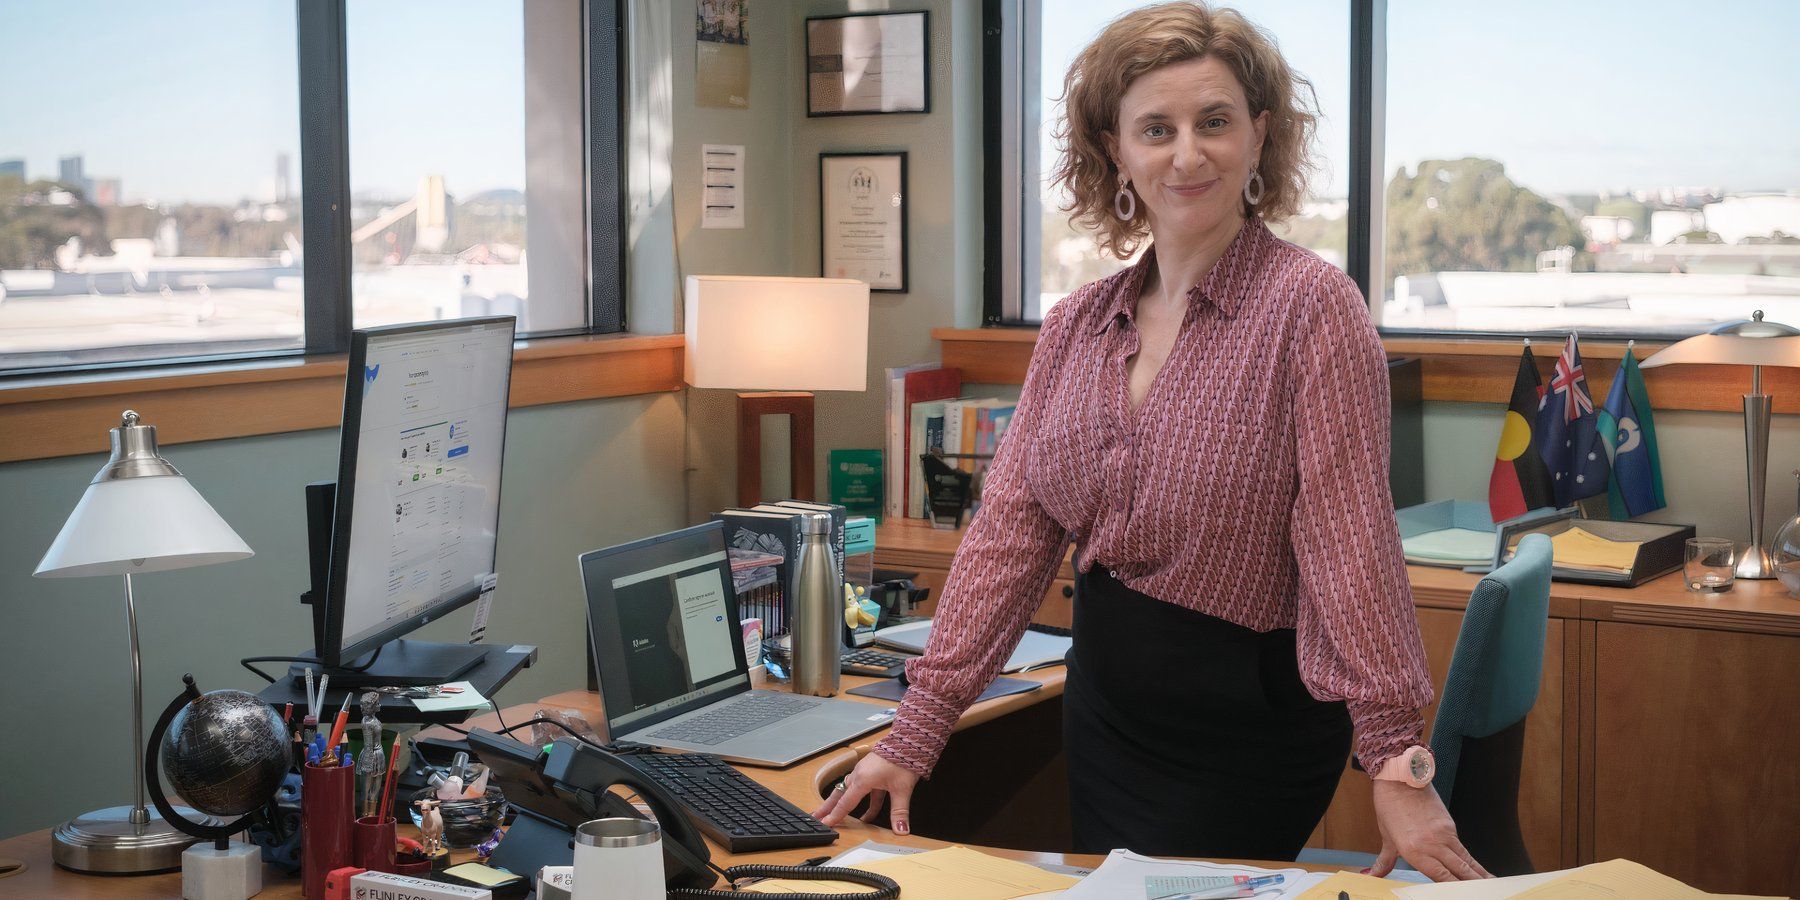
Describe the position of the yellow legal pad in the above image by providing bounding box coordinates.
[741,845,1080,899]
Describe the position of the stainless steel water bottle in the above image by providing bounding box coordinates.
[791,512,841,697]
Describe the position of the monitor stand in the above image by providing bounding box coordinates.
[285,640,489,690]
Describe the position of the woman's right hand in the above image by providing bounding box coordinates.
[810,751,922,835]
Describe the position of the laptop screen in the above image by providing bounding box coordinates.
[580,522,750,736]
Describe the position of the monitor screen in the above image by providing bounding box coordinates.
[581,523,749,735]
[326,316,515,664]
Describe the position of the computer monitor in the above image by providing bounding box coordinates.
[304,316,516,685]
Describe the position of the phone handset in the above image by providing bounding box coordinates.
[549,740,899,899]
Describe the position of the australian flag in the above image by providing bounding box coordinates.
[1536,334,1610,507]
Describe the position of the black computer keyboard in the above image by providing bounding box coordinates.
[621,751,838,853]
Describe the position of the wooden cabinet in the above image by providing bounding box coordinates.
[873,519,1800,895]
[1586,622,1800,896]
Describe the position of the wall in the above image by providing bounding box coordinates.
[679,0,986,517]
[0,395,686,839]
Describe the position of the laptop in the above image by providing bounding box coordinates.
[579,521,894,767]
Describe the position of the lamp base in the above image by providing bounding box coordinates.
[1736,543,1777,580]
[51,805,218,874]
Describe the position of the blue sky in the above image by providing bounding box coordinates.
[5,2,1796,205]
[0,0,528,205]
[1041,0,1800,198]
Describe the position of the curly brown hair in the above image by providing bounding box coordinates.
[1050,1,1321,260]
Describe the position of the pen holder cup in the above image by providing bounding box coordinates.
[408,785,507,849]
[353,815,397,874]
[301,762,355,900]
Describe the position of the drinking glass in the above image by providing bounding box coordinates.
[1684,538,1736,592]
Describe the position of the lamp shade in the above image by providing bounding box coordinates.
[35,475,254,578]
[684,275,869,391]
[1640,312,1800,369]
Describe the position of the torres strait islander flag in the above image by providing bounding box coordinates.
[1489,344,1556,522]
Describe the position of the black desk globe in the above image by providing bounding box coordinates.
[147,675,289,842]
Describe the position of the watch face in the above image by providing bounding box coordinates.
[1410,749,1434,783]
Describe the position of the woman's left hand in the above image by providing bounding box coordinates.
[1369,781,1492,881]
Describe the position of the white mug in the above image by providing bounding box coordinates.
[573,818,663,900]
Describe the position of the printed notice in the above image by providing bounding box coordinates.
[701,144,745,229]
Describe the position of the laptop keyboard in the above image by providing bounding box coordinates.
[645,692,820,745]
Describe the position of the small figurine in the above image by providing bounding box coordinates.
[474,827,504,862]
[415,798,444,856]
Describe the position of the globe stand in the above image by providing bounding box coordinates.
[146,675,290,900]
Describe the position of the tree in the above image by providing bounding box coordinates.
[1385,158,1584,277]
[0,178,109,269]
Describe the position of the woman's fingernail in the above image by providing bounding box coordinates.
[1360,868,1371,874]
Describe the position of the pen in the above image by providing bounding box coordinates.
[317,673,330,721]
[1340,892,1350,900]
[304,667,315,722]
[282,702,292,727]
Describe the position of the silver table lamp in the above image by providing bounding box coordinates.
[34,410,254,873]
[1642,311,1800,579]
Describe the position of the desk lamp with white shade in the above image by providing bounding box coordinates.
[684,275,870,506]
[1641,311,1800,579]
[34,410,254,873]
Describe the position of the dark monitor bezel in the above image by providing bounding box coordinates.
[321,315,517,668]
[579,521,751,739]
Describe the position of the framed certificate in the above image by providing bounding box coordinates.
[819,152,908,293]
[805,11,929,116]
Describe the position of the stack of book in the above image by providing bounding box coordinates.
[711,500,847,636]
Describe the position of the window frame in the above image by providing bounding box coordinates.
[0,0,627,380]
[988,0,1728,346]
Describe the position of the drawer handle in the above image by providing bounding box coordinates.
[1061,585,1074,598]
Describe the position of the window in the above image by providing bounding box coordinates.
[997,0,1349,323]
[1379,0,1800,338]
[346,0,589,333]
[0,0,622,377]
[0,1,304,370]
[991,0,1800,341]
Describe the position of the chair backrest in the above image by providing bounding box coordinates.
[1430,532,1553,805]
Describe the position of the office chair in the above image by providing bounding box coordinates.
[1426,531,1552,875]
[1297,533,1552,877]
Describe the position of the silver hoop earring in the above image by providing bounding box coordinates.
[1113,180,1137,221]
[1243,170,1265,206]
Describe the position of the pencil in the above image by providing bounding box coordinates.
[378,737,402,822]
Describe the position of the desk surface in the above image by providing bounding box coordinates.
[876,518,1800,636]
[0,666,1335,898]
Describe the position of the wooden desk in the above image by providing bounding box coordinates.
[874,518,1800,897]
[0,666,1332,898]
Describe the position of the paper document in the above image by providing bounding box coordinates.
[1507,527,1641,574]
[1403,528,1498,565]
[409,681,493,713]
[1296,872,1412,899]
[1509,858,1780,900]
[742,845,1080,898]
[1060,850,1326,899]
[874,621,1071,673]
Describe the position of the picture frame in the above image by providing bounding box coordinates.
[819,152,908,293]
[805,11,930,117]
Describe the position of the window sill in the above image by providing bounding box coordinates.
[0,332,685,463]
[932,327,1799,415]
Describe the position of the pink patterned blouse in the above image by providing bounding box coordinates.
[872,218,1433,780]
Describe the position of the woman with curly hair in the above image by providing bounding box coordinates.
[817,2,1488,881]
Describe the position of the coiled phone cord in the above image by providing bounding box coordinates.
[667,862,901,899]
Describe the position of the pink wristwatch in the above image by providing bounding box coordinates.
[1374,745,1435,789]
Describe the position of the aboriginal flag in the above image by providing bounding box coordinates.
[1489,345,1556,522]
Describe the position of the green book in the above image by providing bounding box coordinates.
[829,449,884,522]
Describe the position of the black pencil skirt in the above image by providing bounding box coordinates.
[1064,567,1353,860]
